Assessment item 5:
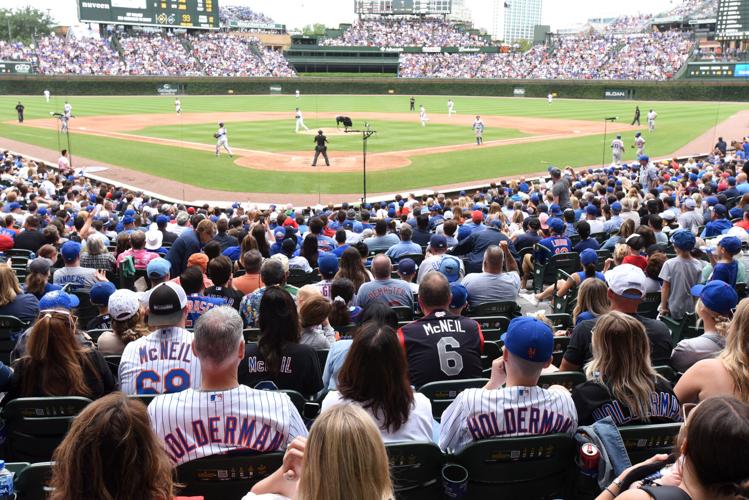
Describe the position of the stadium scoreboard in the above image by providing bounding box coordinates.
[77,0,218,29]
[716,0,749,40]
[355,0,452,15]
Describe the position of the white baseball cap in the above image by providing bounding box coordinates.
[108,289,141,322]
[605,264,646,300]
[145,227,163,251]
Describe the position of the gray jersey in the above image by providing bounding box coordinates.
[439,386,577,453]
[52,266,99,292]
[356,278,414,310]
[148,385,308,465]
[670,333,724,373]
[460,271,521,306]
[678,210,704,234]
[659,257,705,320]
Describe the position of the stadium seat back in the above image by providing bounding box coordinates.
[395,253,425,265]
[2,397,92,462]
[468,301,520,318]
[481,340,502,372]
[14,461,53,500]
[86,328,109,344]
[538,371,586,391]
[72,291,99,329]
[128,394,157,407]
[470,315,509,333]
[418,378,488,421]
[287,268,318,288]
[119,269,151,292]
[619,423,681,463]
[104,355,121,379]
[387,442,445,500]
[176,453,284,500]
[392,306,414,322]
[454,434,575,499]
[637,292,661,319]
[243,327,261,342]
[0,315,27,364]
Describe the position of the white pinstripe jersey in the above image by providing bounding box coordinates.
[118,327,202,395]
[439,386,578,454]
[148,386,308,465]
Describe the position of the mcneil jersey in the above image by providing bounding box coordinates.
[397,310,484,388]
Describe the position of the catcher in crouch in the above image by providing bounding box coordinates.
[214,122,233,157]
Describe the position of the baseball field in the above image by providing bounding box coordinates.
[0,94,745,204]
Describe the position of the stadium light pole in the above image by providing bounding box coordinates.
[345,123,376,204]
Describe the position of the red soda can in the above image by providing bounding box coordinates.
[579,443,600,476]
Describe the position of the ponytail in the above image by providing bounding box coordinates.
[584,262,596,279]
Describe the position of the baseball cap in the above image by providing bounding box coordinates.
[706,196,719,206]
[549,204,562,216]
[580,248,598,266]
[449,283,468,310]
[398,258,417,277]
[90,281,116,306]
[156,214,169,226]
[610,202,622,213]
[684,198,696,209]
[638,155,649,162]
[585,205,599,216]
[438,257,461,283]
[713,204,727,217]
[538,212,550,230]
[148,282,187,327]
[145,228,163,250]
[39,290,80,311]
[718,236,742,255]
[147,257,171,279]
[605,264,646,300]
[269,253,289,273]
[730,207,744,220]
[187,253,209,273]
[122,216,135,225]
[671,229,696,251]
[430,234,447,250]
[317,253,339,278]
[28,257,52,275]
[7,202,20,211]
[471,210,483,223]
[108,289,141,321]
[548,217,565,234]
[691,281,738,316]
[60,241,82,262]
[501,317,553,363]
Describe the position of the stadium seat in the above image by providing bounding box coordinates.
[278,389,320,420]
[287,268,319,287]
[538,371,586,390]
[104,355,121,378]
[471,315,510,334]
[72,291,99,329]
[315,349,329,368]
[653,365,679,384]
[619,423,682,463]
[243,327,261,342]
[533,250,579,293]
[546,314,573,333]
[387,442,445,500]
[454,434,575,499]
[0,315,28,364]
[2,397,92,462]
[481,340,502,375]
[176,453,284,500]
[85,328,109,344]
[392,306,414,322]
[637,292,661,319]
[14,461,53,500]
[5,249,34,259]
[395,253,425,265]
[467,301,521,318]
[661,313,697,344]
[417,378,488,421]
[120,269,151,292]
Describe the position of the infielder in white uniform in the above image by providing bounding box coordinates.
[647,109,658,132]
[295,89,300,99]
[447,99,455,117]
[419,105,428,127]
[472,115,485,146]
[215,122,233,157]
[439,317,577,453]
[633,132,646,157]
[611,134,625,165]
[148,307,307,466]
[43,89,50,103]
[119,282,202,395]
[175,98,181,114]
[295,108,310,133]
[62,100,72,132]
[547,93,553,104]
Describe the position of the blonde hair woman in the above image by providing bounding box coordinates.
[0,263,39,323]
[246,404,393,500]
[572,311,681,426]
[676,297,749,405]
[572,278,610,326]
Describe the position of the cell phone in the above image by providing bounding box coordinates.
[620,454,677,491]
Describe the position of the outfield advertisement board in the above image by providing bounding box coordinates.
[0,61,34,74]
[604,89,631,99]
[77,0,218,29]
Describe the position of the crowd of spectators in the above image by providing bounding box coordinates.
[0,126,748,497]
[321,17,488,47]
[219,5,275,25]
[35,34,126,76]
[119,32,201,76]
[0,40,36,62]
[190,33,296,77]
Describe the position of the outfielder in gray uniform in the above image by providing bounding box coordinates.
[148,307,307,465]
[611,135,625,165]
[439,317,577,453]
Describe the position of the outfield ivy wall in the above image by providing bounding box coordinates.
[1,76,749,101]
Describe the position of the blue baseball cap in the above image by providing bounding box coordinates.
[430,234,447,250]
[706,196,719,206]
[718,236,742,255]
[549,204,562,216]
[580,248,598,266]
[449,283,468,310]
[439,256,461,283]
[501,317,554,363]
[37,207,48,216]
[713,204,727,217]
[397,258,417,277]
[89,281,117,306]
[124,209,136,216]
[671,229,696,251]
[691,280,738,316]
[585,205,599,216]
[122,216,135,225]
[147,257,171,279]
[7,202,20,211]
[60,241,82,262]
[610,202,622,213]
[638,155,649,162]
[39,290,80,311]
[548,217,565,234]
[156,215,169,226]
[317,253,339,278]
[730,207,744,220]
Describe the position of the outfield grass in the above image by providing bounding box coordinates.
[0,95,744,194]
[133,119,527,153]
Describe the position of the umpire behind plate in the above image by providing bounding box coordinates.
[312,130,330,167]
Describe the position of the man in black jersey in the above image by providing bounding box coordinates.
[397,272,483,388]
[311,130,329,167]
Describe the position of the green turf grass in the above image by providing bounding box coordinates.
[0,95,745,194]
[132,119,527,153]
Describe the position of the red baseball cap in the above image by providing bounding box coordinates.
[471,210,483,223]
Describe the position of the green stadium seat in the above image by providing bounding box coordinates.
[176,453,284,500]
[418,378,488,421]
[538,371,586,391]
[467,301,520,318]
[0,315,28,365]
[14,461,53,500]
[637,292,661,319]
[619,423,682,463]
[387,442,445,500]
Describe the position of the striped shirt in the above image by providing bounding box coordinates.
[148,385,308,465]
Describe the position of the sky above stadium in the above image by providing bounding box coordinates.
[6,0,679,32]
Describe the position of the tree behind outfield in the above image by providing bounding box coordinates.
[302,23,327,36]
[0,7,54,44]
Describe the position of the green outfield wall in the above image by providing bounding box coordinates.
[1,76,749,101]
